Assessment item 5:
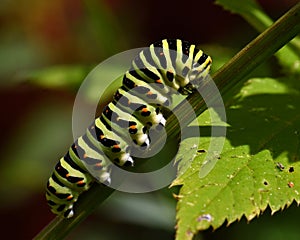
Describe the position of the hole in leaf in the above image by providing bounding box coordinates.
[197,149,206,153]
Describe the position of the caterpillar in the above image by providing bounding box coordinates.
[46,39,212,218]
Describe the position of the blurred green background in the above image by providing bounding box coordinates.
[0,0,299,239]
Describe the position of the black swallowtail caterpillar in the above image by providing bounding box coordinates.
[46,39,212,218]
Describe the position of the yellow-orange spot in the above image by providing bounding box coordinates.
[100,135,105,139]
[142,108,148,112]
[113,144,120,149]
[159,52,164,56]
[66,173,70,177]
[147,91,153,95]
[83,153,88,159]
[67,195,73,200]
[78,180,84,185]
[129,125,136,129]
[127,100,131,105]
[95,163,102,167]
[156,79,162,83]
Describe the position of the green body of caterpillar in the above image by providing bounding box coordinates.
[46,39,212,218]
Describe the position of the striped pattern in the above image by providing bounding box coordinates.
[46,39,212,218]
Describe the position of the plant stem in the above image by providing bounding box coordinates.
[34,2,300,239]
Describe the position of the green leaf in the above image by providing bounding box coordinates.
[20,63,125,103]
[19,65,92,90]
[173,77,300,240]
